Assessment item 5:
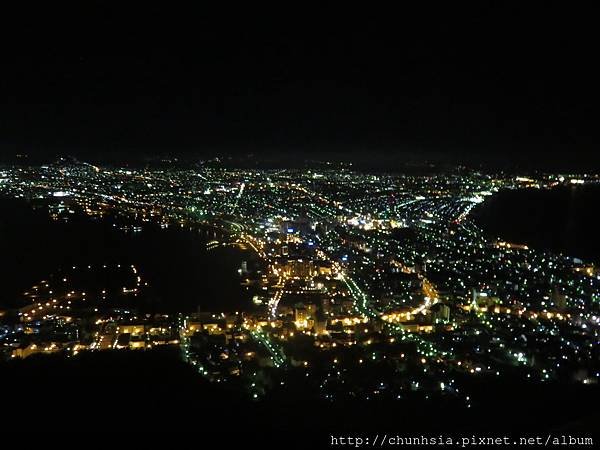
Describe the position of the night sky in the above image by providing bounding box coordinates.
[1,4,597,169]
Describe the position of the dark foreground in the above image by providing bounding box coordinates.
[2,349,597,445]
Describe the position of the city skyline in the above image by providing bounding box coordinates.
[1,158,598,441]
[1,4,598,445]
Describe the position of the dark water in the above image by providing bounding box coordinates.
[473,185,600,263]
[0,198,257,312]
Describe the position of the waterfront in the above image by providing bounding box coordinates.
[0,198,258,312]
[473,185,600,263]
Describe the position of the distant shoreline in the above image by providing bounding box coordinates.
[472,184,600,264]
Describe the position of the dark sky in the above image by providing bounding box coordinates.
[1,4,598,169]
